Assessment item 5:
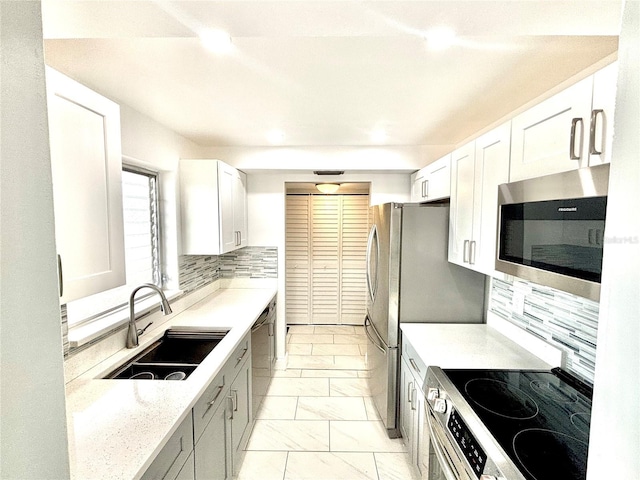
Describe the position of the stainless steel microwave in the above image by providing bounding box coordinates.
[496,164,610,301]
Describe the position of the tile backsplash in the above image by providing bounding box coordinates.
[63,246,278,358]
[490,277,599,384]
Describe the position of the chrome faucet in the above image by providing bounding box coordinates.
[126,283,173,348]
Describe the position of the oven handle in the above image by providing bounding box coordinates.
[426,408,469,480]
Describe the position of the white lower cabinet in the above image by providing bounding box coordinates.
[400,335,427,477]
[192,332,252,480]
[141,415,194,480]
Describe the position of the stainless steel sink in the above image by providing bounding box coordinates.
[104,328,229,380]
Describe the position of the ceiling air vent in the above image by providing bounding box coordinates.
[313,171,344,176]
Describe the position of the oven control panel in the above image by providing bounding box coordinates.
[448,409,487,478]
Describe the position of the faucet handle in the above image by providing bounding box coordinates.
[137,321,153,336]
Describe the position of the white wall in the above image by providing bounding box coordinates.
[247,170,411,357]
[588,1,639,477]
[0,2,70,478]
[200,144,453,172]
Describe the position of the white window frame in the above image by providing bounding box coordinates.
[66,162,176,348]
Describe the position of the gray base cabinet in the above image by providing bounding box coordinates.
[141,415,194,480]
[176,453,195,480]
[400,335,427,477]
[195,402,230,480]
[193,332,252,480]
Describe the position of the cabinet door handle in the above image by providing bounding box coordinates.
[463,240,470,263]
[408,381,414,406]
[57,254,64,297]
[589,109,604,155]
[409,358,421,374]
[411,388,417,411]
[469,240,476,265]
[569,117,583,160]
[231,390,238,414]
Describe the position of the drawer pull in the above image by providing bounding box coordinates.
[202,384,225,418]
[236,347,248,365]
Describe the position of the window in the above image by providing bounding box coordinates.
[66,166,162,327]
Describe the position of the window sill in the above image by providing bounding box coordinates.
[68,290,182,348]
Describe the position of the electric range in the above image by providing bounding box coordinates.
[425,366,593,480]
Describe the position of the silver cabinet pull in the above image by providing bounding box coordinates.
[236,347,248,365]
[569,117,583,160]
[463,240,470,263]
[408,381,414,406]
[469,240,476,265]
[203,384,225,417]
[411,387,417,411]
[409,358,421,373]
[589,109,604,155]
[57,254,63,297]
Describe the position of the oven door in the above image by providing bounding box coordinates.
[425,406,475,480]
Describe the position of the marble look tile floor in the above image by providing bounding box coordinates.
[238,325,420,480]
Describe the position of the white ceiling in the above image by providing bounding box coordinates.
[42,1,621,148]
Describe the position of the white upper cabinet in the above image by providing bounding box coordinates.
[180,159,248,255]
[46,67,126,304]
[589,61,618,166]
[410,154,451,203]
[471,124,512,275]
[449,123,511,275]
[510,76,593,182]
[448,143,476,267]
[510,61,618,182]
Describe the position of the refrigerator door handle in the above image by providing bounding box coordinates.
[366,224,379,303]
[365,315,386,354]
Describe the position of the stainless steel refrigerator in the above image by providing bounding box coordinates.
[364,202,486,437]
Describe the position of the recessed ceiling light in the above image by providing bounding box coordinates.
[266,129,285,145]
[200,29,233,54]
[425,27,456,51]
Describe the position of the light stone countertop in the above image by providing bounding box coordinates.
[399,322,556,374]
[64,286,277,480]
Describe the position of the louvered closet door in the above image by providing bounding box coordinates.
[286,193,370,325]
[311,195,341,324]
[285,195,311,324]
[340,196,369,323]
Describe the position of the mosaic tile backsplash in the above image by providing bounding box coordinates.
[63,246,278,357]
[489,277,599,384]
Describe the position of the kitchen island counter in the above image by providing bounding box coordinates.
[64,285,276,480]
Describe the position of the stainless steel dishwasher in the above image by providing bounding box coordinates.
[251,296,276,416]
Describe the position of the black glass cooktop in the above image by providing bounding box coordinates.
[444,368,593,480]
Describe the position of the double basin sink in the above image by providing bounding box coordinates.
[105,328,229,381]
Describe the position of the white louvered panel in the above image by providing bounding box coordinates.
[286,195,311,324]
[340,196,369,324]
[311,195,340,323]
[285,193,370,326]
